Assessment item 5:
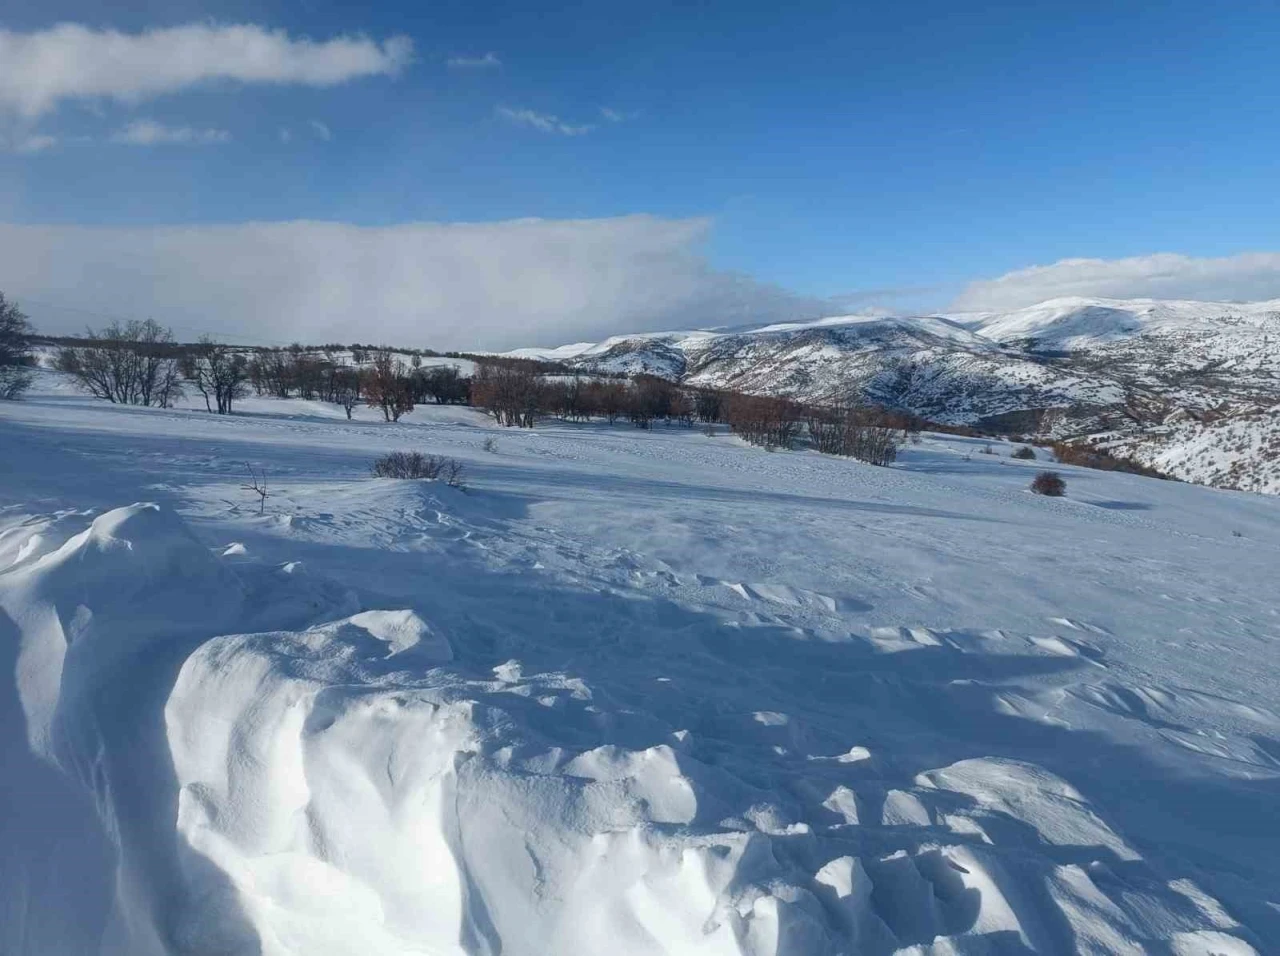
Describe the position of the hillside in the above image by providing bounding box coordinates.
[512,296,1280,493]
[2,372,1277,954]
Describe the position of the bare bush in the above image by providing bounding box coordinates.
[1012,446,1037,460]
[1051,441,1167,479]
[371,452,465,487]
[1031,471,1066,496]
[482,436,499,453]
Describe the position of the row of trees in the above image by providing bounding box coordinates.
[53,321,252,414]
[50,323,477,422]
[0,293,35,400]
[44,319,916,466]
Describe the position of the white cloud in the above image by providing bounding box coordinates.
[0,131,57,153]
[447,52,501,69]
[0,23,413,118]
[110,119,230,146]
[951,252,1280,311]
[497,106,593,136]
[308,119,332,141]
[0,216,827,350]
[599,107,636,123]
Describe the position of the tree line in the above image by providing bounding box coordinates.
[46,318,921,466]
[50,321,475,420]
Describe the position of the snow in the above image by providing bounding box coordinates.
[2,371,1279,954]
[952,295,1280,348]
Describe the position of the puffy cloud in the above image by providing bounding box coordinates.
[0,216,827,350]
[447,52,501,69]
[951,252,1280,311]
[110,119,230,146]
[496,106,593,136]
[0,23,413,118]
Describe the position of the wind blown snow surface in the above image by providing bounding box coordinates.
[2,371,1278,954]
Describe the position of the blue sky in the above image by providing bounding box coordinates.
[3,1,1280,348]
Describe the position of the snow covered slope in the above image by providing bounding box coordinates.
[953,295,1280,350]
[2,374,1278,954]
[512,296,1280,494]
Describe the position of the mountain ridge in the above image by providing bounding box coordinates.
[505,295,1280,494]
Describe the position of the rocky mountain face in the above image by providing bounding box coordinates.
[515,297,1280,494]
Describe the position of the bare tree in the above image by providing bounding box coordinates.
[181,337,248,414]
[241,463,270,514]
[362,351,415,422]
[55,319,182,406]
[415,364,469,405]
[471,361,542,427]
[332,367,361,419]
[0,292,35,400]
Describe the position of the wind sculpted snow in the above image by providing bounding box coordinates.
[1,373,1278,954]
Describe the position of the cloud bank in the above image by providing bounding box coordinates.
[0,23,413,117]
[951,252,1280,312]
[0,216,826,350]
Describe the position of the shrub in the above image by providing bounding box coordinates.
[371,451,465,488]
[1031,471,1066,496]
[1012,446,1037,460]
[1051,441,1167,479]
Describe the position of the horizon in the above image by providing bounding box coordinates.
[5,4,1280,348]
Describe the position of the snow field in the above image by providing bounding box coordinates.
[2,373,1279,954]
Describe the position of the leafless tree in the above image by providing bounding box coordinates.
[181,337,248,414]
[56,319,183,406]
[362,351,415,422]
[0,292,35,400]
[332,367,361,419]
[242,463,270,514]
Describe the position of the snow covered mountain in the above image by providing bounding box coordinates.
[515,296,1280,493]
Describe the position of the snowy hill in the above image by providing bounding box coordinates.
[2,375,1278,954]
[514,296,1280,493]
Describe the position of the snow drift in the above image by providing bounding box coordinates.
[0,494,1267,955]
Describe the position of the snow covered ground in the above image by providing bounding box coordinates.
[2,370,1279,955]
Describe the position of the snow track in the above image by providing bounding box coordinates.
[2,383,1278,954]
